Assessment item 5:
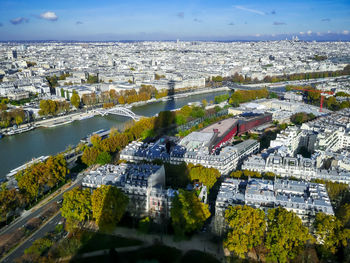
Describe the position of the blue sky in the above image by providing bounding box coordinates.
[0,0,349,41]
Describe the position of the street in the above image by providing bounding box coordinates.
[1,214,62,263]
[0,175,84,263]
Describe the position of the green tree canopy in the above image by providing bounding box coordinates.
[70,90,80,108]
[96,151,112,165]
[187,163,220,189]
[170,189,210,237]
[224,205,265,259]
[91,185,128,231]
[0,184,21,222]
[45,154,68,188]
[338,203,350,228]
[314,212,350,256]
[24,238,53,257]
[61,187,92,224]
[266,207,311,263]
[82,147,100,166]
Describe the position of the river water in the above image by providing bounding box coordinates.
[0,90,228,179]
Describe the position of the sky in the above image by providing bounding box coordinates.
[0,0,349,41]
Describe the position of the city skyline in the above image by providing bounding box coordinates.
[0,0,349,41]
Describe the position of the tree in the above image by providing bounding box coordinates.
[201,99,207,108]
[25,238,53,256]
[91,185,128,231]
[0,184,20,223]
[16,164,44,201]
[170,189,210,237]
[90,134,102,149]
[175,114,186,126]
[269,92,278,99]
[0,99,8,111]
[96,151,112,165]
[224,205,265,259]
[118,96,125,104]
[188,164,220,189]
[214,94,230,104]
[70,90,80,108]
[81,147,100,166]
[290,112,315,125]
[60,88,65,98]
[39,100,50,116]
[266,207,311,262]
[314,212,350,256]
[338,203,350,228]
[15,115,23,125]
[45,154,68,188]
[61,187,92,225]
[138,217,151,234]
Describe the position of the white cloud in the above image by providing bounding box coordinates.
[317,32,322,36]
[343,30,349,35]
[299,32,305,35]
[40,11,58,21]
[327,30,331,34]
[235,6,265,15]
[255,34,261,37]
[307,30,312,35]
[10,17,29,25]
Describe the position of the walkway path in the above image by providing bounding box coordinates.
[112,227,224,261]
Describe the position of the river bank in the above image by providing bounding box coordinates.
[0,87,230,136]
[0,89,229,179]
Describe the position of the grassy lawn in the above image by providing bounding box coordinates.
[77,232,143,254]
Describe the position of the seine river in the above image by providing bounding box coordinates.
[0,90,228,179]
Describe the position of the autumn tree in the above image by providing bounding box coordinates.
[266,207,311,263]
[170,189,210,237]
[16,162,47,201]
[61,187,92,228]
[229,88,269,106]
[118,96,125,104]
[90,134,102,149]
[45,154,68,188]
[70,90,80,108]
[24,238,53,258]
[314,212,350,257]
[187,163,220,189]
[224,205,265,259]
[91,185,128,231]
[338,203,350,228]
[0,184,21,223]
[38,99,70,116]
[39,100,50,116]
[81,147,100,166]
[14,154,68,203]
[0,99,8,111]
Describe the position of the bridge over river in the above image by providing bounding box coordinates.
[93,106,141,120]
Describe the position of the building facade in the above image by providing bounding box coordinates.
[214,178,334,235]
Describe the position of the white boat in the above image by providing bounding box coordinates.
[5,125,35,136]
[6,155,49,180]
[79,114,94,121]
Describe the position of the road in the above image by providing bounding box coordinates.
[0,175,84,263]
[0,176,82,237]
[1,213,62,263]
